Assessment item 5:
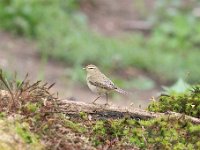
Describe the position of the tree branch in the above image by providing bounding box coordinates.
[56,100,200,124]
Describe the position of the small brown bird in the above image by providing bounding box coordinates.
[83,64,129,104]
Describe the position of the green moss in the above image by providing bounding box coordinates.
[24,102,40,113]
[0,119,44,150]
[91,117,200,149]
[79,111,88,120]
[0,112,6,118]
[15,122,40,144]
[148,85,200,118]
[64,119,87,133]
[188,125,200,135]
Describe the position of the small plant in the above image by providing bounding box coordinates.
[0,69,56,112]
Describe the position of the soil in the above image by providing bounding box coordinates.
[0,0,161,108]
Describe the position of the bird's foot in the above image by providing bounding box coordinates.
[89,101,97,105]
[90,99,99,105]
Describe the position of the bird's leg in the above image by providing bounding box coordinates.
[105,93,109,105]
[92,95,101,104]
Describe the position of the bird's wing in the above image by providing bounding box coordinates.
[89,79,116,90]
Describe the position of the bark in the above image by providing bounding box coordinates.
[55,100,200,124]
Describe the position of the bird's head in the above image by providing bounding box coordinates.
[83,64,100,74]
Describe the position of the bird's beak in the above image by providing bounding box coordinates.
[83,67,86,70]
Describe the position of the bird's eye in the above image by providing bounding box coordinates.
[88,67,94,69]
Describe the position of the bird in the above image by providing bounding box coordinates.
[83,64,129,104]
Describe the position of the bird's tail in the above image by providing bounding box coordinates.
[115,87,131,95]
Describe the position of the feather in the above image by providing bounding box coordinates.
[115,87,130,95]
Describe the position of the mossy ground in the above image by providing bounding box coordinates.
[80,116,200,149]
[148,85,200,118]
[0,71,200,149]
[0,117,44,150]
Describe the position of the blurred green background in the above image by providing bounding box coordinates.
[0,0,200,104]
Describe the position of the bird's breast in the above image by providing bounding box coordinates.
[86,79,98,93]
[86,78,107,94]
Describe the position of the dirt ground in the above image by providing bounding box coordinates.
[0,1,161,108]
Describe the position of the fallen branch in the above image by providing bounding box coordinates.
[56,100,200,124]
